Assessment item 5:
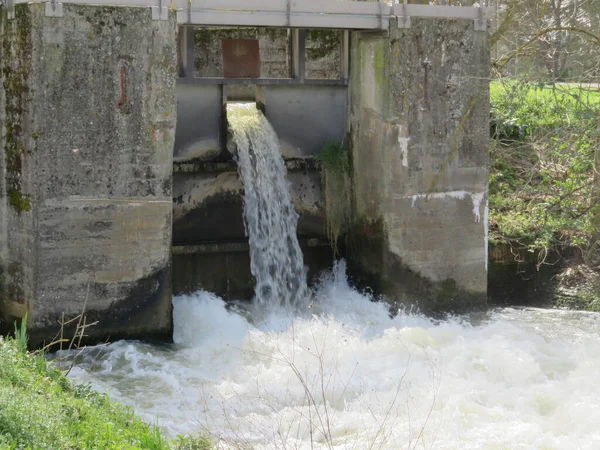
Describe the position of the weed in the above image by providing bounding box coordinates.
[12,313,27,353]
[316,141,348,174]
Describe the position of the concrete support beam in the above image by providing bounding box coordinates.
[346,18,489,313]
[0,4,177,345]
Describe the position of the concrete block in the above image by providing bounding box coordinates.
[347,18,489,313]
[0,4,177,344]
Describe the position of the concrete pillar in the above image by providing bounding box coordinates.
[347,18,489,313]
[0,5,177,345]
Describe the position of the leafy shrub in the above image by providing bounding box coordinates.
[489,79,600,253]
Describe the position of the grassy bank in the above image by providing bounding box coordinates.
[0,332,210,450]
[489,79,600,310]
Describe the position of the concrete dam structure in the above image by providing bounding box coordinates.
[0,0,491,345]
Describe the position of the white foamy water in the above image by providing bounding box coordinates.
[62,261,600,450]
[227,103,308,310]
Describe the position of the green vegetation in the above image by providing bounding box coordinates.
[2,7,32,214]
[487,0,600,309]
[7,188,31,212]
[490,80,600,310]
[316,141,348,173]
[317,142,351,257]
[0,321,211,450]
[490,80,600,252]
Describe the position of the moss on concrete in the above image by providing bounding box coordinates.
[317,142,351,257]
[1,5,32,213]
[346,215,485,315]
[7,188,31,212]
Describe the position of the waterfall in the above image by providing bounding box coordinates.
[227,103,309,310]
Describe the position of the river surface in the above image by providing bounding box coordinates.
[62,262,600,449]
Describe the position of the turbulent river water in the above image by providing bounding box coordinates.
[62,104,600,449]
[63,261,600,450]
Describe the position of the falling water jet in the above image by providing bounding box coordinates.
[227,102,309,311]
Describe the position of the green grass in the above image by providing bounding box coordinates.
[491,80,600,134]
[0,334,211,450]
[316,141,348,173]
[489,79,600,251]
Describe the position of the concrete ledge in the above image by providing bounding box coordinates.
[172,238,330,255]
[1,4,177,344]
[173,157,320,174]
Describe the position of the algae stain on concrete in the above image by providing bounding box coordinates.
[1,5,33,213]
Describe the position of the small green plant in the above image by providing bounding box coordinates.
[13,313,28,353]
[316,141,348,173]
[7,188,32,212]
[174,435,212,450]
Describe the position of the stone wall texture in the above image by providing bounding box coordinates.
[193,27,343,80]
[347,19,489,313]
[0,4,177,344]
[195,27,291,78]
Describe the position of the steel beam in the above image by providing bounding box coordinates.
[177,77,348,86]
[175,0,391,29]
[4,0,494,31]
[392,3,494,21]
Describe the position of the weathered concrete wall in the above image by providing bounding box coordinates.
[171,158,330,299]
[195,27,291,78]
[174,84,222,161]
[172,244,332,300]
[1,4,177,344]
[1,6,37,334]
[305,29,342,80]
[173,162,326,245]
[193,27,343,80]
[264,85,347,158]
[346,19,489,313]
[176,28,346,163]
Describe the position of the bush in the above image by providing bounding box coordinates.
[489,79,600,253]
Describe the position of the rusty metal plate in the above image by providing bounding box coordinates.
[222,39,261,78]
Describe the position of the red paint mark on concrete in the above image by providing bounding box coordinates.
[117,66,126,107]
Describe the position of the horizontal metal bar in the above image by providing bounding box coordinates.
[176,0,390,29]
[292,0,390,16]
[185,10,289,28]
[182,0,288,13]
[177,77,348,86]
[290,13,388,30]
[10,0,162,6]
[392,3,494,21]
[5,0,493,30]
[179,10,387,29]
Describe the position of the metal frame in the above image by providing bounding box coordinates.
[179,25,347,86]
[176,0,391,30]
[393,2,492,30]
[1,0,493,29]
